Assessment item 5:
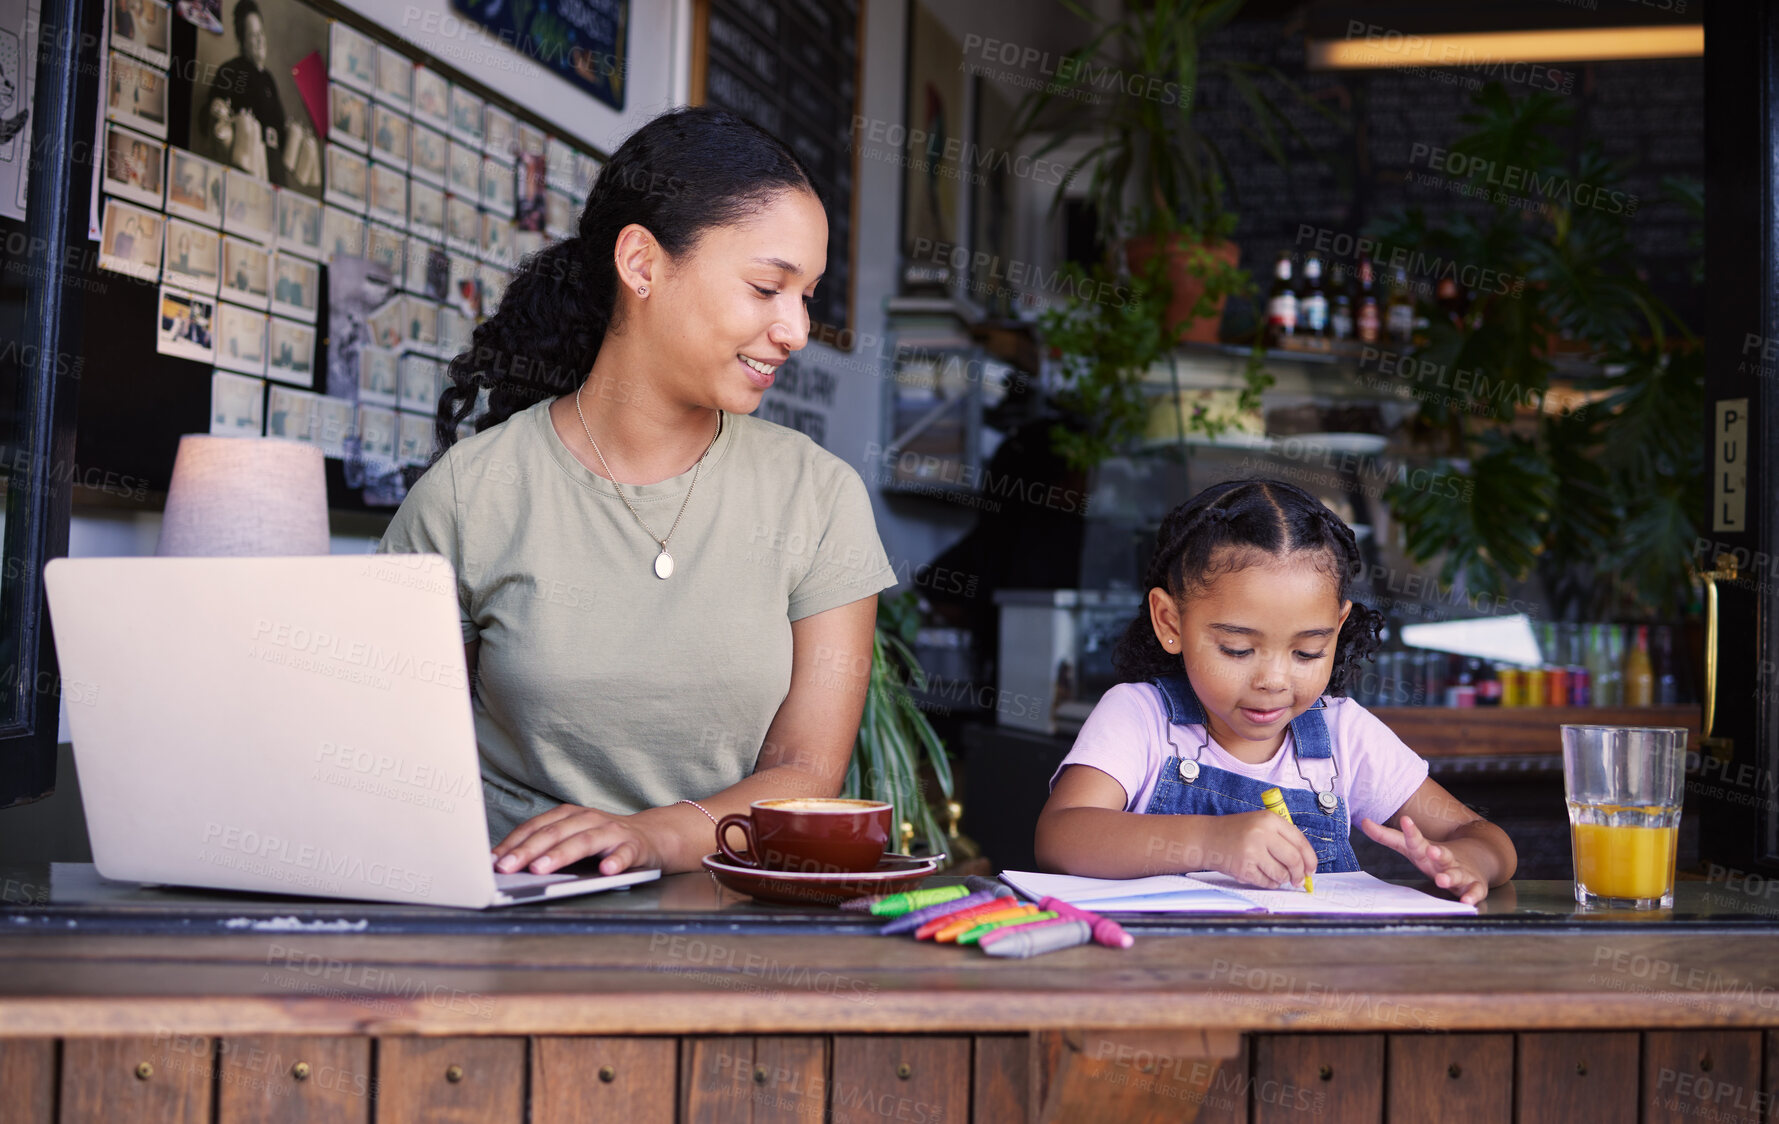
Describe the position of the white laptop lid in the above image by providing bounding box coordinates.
[46,554,514,909]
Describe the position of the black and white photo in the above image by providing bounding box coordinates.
[191,0,326,196]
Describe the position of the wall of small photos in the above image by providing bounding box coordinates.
[86,0,608,509]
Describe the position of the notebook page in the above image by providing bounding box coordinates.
[999,870,1263,913]
[1186,870,1478,916]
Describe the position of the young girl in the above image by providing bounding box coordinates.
[1035,479,1516,903]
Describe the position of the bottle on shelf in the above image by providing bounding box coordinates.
[1300,255,1329,341]
[1589,624,1624,706]
[1652,624,1679,705]
[1498,665,1522,707]
[1386,267,1416,344]
[1265,251,1298,347]
[1624,625,1654,706]
[1329,263,1354,341]
[1356,258,1382,344]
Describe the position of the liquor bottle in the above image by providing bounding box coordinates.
[1624,625,1654,706]
[1386,267,1416,344]
[1265,252,1298,346]
[1356,259,1382,344]
[1300,255,1329,339]
[1329,263,1354,341]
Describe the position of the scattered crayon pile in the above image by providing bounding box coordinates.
[840,876,1134,959]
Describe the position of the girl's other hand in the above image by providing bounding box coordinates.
[1360,815,1488,905]
[1215,810,1319,890]
[492,804,667,877]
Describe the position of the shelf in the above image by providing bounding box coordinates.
[1371,705,1700,758]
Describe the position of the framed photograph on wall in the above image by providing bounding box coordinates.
[98,198,164,281]
[166,148,225,225]
[413,67,449,131]
[214,302,267,375]
[371,104,410,170]
[210,369,266,435]
[112,0,172,68]
[220,234,270,308]
[325,146,369,212]
[271,252,319,322]
[330,22,377,93]
[267,317,317,385]
[368,163,406,226]
[359,345,399,407]
[483,105,515,162]
[102,123,165,210]
[330,85,369,153]
[162,218,220,293]
[222,168,275,243]
[276,188,323,259]
[322,205,365,260]
[412,124,448,187]
[156,286,216,363]
[375,44,412,108]
[448,86,484,147]
[107,52,168,138]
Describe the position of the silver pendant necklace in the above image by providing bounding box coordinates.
[574,385,722,580]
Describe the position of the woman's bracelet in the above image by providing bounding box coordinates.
[676,799,717,826]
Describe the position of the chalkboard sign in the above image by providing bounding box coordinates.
[448,0,629,111]
[1194,20,1704,334]
[695,0,859,337]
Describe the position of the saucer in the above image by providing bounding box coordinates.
[701,852,939,906]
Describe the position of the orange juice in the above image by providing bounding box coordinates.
[1571,821,1678,901]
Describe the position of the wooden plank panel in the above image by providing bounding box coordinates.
[1372,705,1699,758]
[532,1037,675,1124]
[751,1037,827,1124]
[830,1037,969,1124]
[217,1036,370,1124]
[59,1036,211,1124]
[1386,1034,1510,1124]
[0,1039,56,1124]
[974,1035,1028,1124]
[680,1037,753,1124]
[1643,1031,1763,1124]
[1514,1032,1638,1124]
[1030,1030,1242,1124]
[1251,1034,1381,1124]
[374,1037,523,1124]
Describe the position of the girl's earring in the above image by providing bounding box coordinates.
[636,286,648,297]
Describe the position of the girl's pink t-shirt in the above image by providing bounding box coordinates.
[1052,682,1430,829]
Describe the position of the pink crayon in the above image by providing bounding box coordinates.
[1037,896,1135,949]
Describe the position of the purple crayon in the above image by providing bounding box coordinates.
[878,889,1004,935]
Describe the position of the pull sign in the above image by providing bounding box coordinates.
[1715,398,1749,531]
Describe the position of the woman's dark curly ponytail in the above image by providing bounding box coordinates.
[1110,478,1384,695]
[429,105,816,459]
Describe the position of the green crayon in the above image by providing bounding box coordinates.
[869,883,969,917]
[958,911,1059,945]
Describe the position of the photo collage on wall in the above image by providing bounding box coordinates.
[94,0,605,492]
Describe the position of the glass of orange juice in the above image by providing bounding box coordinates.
[1561,725,1687,909]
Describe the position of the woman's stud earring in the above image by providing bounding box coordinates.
[636,286,647,297]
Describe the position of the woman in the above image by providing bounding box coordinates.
[378,107,895,879]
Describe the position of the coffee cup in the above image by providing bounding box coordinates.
[716,798,893,874]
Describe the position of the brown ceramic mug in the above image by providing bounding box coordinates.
[716,798,893,874]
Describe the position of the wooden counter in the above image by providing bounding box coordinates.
[4,868,1777,1122]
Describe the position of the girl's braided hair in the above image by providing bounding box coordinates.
[1110,478,1384,694]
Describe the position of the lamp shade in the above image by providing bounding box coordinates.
[155,436,330,556]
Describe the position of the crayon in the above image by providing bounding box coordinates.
[934,904,1037,943]
[1037,896,1135,949]
[958,911,1058,945]
[869,883,970,917]
[879,891,998,935]
[981,918,1093,958]
[838,893,890,912]
[912,897,1023,940]
[963,875,1014,899]
[974,914,1074,946]
[1260,786,1314,893]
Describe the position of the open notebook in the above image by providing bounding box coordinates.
[1000,869,1478,916]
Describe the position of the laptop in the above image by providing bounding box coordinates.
[43,553,660,908]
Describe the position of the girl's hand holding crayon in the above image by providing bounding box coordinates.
[1359,815,1490,906]
[1214,810,1319,891]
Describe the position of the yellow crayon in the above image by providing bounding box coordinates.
[1260,786,1313,893]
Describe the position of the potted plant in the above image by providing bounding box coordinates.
[1369,83,1703,621]
[1011,0,1315,341]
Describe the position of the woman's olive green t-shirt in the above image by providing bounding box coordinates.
[377,398,898,841]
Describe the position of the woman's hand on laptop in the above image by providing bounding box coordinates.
[493,805,668,877]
